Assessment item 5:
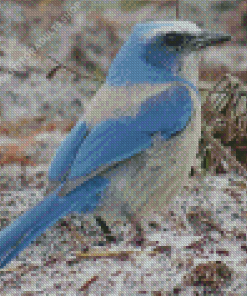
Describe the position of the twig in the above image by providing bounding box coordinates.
[176,0,179,19]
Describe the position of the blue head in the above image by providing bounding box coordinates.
[106,21,231,86]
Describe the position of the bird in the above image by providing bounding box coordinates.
[0,21,230,269]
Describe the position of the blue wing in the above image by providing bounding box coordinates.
[48,120,88,181]
[49,85,193,182]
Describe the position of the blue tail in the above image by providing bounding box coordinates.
[0,176,109,269]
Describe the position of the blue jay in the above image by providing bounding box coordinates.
[0,21,230,268]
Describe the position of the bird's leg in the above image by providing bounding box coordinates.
[124,212,146,247]
[95,216,117,243]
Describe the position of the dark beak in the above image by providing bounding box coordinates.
[195,31,231,49]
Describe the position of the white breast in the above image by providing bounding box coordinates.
[90,85,201,226]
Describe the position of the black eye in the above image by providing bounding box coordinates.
[163,33,185,47]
